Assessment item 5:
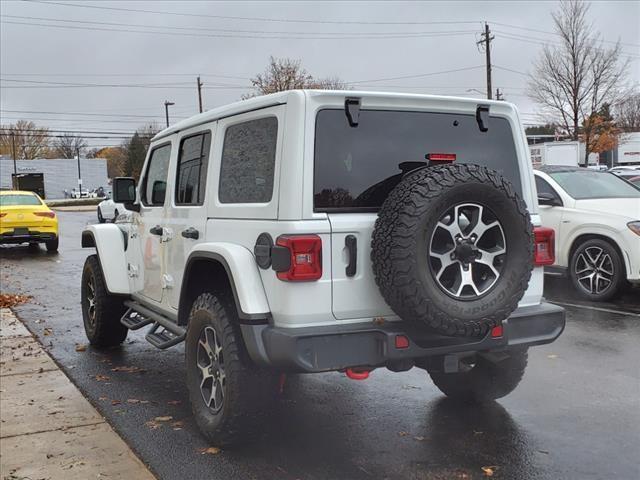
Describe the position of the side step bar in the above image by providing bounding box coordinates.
[122,300,186,350]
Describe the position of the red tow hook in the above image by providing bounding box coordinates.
[345,368,371,380]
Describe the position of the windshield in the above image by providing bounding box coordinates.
[314,109,521,211]
[550,171,640,199]
[0,194,42,206]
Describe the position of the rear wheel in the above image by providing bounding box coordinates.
[185,292,276,446]
[428,348,528,403]
[45,237,59,252]
[81,254,127,346]
[569,238,623,302]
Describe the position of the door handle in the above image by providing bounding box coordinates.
[149,225,163,236]
[345,235,357,277]
[181,227,200,240]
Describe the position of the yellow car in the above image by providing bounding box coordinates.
[0,190,59,252]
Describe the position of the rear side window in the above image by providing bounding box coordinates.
[314,109,521,212]
[142,143,172,206]
[219,117,278,204]
[176,132,211,205]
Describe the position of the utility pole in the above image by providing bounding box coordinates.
[197,76,204,113]
[76,146,82,191]
[164,100,175,128]
[477,23,494,100]
[11,133,17,189]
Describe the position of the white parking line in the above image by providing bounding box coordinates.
[550,301,640,317]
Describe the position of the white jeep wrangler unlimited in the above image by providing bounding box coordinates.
[81,90,565,445]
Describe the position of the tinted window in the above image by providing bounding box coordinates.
[314,109,521,211]
[219,117,278,204]
[550,171,640,199]
[142,144,172,206]
[176,132,211,205]
[535,176,560,197]
[0,194,41,206]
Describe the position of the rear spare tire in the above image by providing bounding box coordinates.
[371,164,533,337]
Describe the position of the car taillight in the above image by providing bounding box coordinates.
[34,211,56,218]
[533,226,554,266]
[275,234,322,281]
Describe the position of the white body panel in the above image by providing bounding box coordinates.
[83,224,130,294]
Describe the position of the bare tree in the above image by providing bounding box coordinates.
[528,0,629,145]
[245,56,349,98]
[53,133,88,159]
[615,92,640,132]
[0,120,50,159]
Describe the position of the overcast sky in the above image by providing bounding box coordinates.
[1,0,639,148]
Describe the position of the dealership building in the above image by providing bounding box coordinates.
[0,157,109,199]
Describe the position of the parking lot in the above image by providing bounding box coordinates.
[1,210,638,480]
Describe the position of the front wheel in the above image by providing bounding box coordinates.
[428,348,528,403]
[81,254,128,346]
[97,207,105,223]
[569,239,623,302]
[185,292,276,446]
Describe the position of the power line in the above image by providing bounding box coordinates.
[1,19,478,41]
[3,14,480,38]
[490,21,640,48]
[25,1,482,26]
[348,66,485,84]
[0,109,188,119]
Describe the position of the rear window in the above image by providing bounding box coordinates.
[0,194,41,206]
[314,109,521,212]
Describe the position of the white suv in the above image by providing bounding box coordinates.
[80,90,565,445]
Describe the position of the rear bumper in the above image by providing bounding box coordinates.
[0,230,57,244]
[241,302,565,373]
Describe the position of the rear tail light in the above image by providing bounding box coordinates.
[533,226,554,266]
[34,211,56,218]
[275,235,322,281]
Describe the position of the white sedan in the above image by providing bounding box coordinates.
[97,197,125,223]
[534,166,640,301]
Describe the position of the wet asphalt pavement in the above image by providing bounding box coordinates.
[1,210,639,480]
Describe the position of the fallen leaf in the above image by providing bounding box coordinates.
[0,293,31,308]
[167,400,181,406]
[43,328,53,336]
[75,344,87,352]
[111,400,121,405]
[94,374,110,382]
[547,354,558,359]
[398,431,408,437]
[98,396,108,401]
[145,421,161,430]
[171,421,184,428]
[413,436,426,441]
[154,416,173,422]
[127,399,140,404]
[198,447,221,455]
[481,466,497,477]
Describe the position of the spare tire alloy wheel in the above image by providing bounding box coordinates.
[197,326,226,413]
[371,164,534,338]
[430,203,506,299]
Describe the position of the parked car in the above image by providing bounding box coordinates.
[97,197,124,223]
[534,166,640,301]
[610,169,640,187]
[80,91,565,445]
[0,190,59,251]
[70,188,97,199]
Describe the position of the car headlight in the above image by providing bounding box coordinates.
[628,221,640,236]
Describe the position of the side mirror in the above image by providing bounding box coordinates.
[537,192,562,207]
[113,177,139,212]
